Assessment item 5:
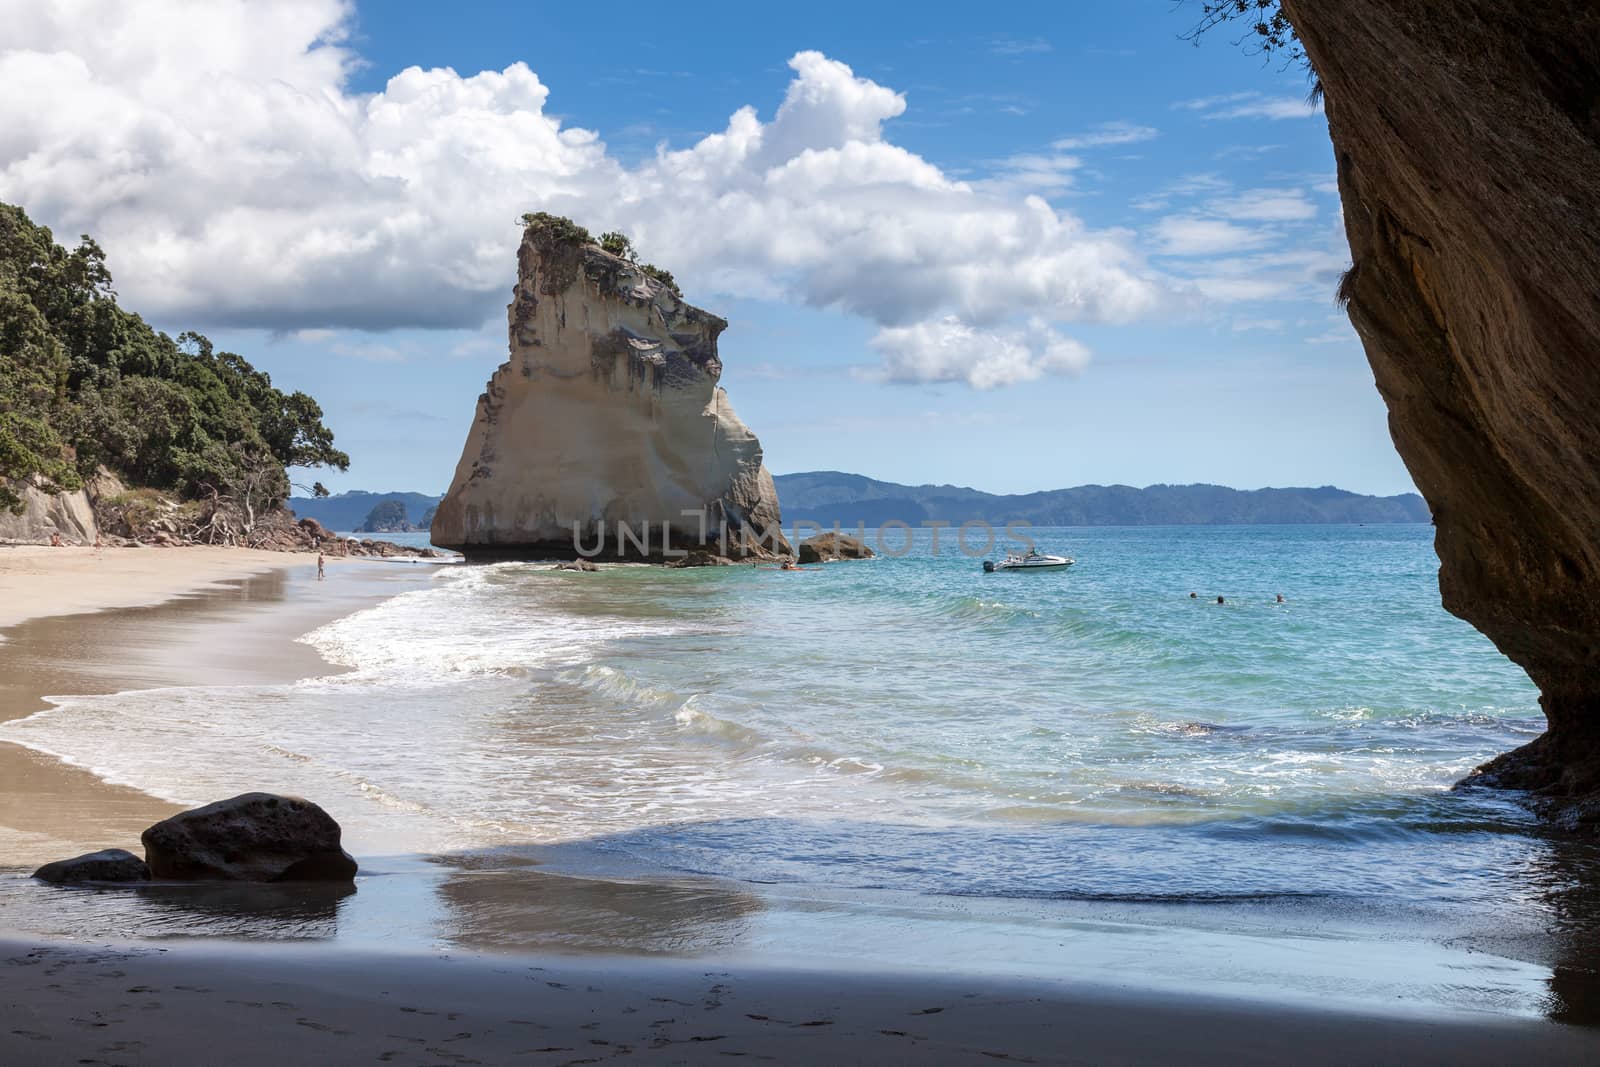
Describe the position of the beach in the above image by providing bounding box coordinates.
[6,936,1599,1066]
[0,546,430,866]
[2,538,1598,1064]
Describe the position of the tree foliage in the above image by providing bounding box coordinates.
[520,212,594,247]
[1182,1,1305,68]
[0,201,349,514]
[638,263,680,295]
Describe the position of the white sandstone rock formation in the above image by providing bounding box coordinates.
[0,474,99,544]
[432,220,788,560]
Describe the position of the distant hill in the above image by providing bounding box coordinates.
[288,490,441,532]
[773,472,1430,526]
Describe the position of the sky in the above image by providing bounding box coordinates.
[0,0,1415,497]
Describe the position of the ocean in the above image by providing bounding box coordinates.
[6,525,1599,1016]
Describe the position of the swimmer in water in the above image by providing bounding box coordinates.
[1189,592,1198,599]
[1276,593,1285,604]
[1216,595,1225,604]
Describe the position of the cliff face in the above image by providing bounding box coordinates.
[432,227,788,561]
[0,477,97,544]
[1281,1,1600,816]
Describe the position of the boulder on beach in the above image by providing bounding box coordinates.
[141,793,358,882]
[32,848,151,884]
[797,532,874,565]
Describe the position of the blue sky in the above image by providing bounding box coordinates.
[2,1,1411,497]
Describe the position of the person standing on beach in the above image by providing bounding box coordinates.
[317,552,326,581]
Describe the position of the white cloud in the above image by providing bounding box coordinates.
[868,315,1089,390]
[981,151,1083,195]
[1052,121,1158,150]
[1208,188,1317,221]
[1173,91,1256,112]
[331,339,409,362]
[0,2,1164,391]
[1305,316,1357,344]
[1152,216,1273,256]
[1176,91,1321,121]
[1206,97,1321,121]
[989,36,1053,56]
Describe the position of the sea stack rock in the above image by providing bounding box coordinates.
[1280,1,1600,820]
[432,216,789,561]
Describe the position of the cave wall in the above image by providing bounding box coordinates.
[1279,1,1600,784]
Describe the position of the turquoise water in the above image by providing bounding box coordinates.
[6,524,1599,999]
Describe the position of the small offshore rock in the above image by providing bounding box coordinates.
[141,792,358,882]
[672,550,734,568]
[797,533,874,565]
[32,848,151,884]
[555,559,600,572]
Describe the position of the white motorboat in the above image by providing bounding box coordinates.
[984,550,1075,572]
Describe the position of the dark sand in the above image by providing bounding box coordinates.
[4,937,1598,1066]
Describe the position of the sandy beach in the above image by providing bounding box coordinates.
[0,546,429,865]
[1,547,1597,1064]
[6,936,1598,1066]
[0,544,311,632]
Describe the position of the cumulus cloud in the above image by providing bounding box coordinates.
[869,316,1089,390]
[0,0,1165,390]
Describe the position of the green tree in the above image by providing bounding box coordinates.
[0,200,349,516]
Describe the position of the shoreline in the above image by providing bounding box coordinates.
[0,544,1595,1060]
[0,544,315,633]
[0,547,436,866]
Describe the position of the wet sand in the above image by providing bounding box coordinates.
[0,544,308,632]
[4,937,1597,1066]
[0,550,433,865]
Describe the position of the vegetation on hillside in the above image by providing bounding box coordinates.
[0,202,348,519]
